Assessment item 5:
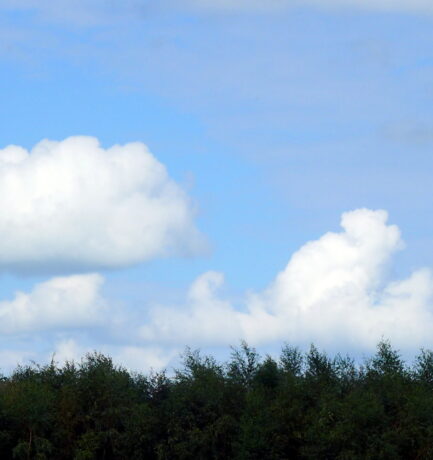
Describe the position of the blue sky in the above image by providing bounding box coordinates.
[1,1,433,371]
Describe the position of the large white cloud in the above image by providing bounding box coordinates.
[0,136,203,273]
[141,209,433,351]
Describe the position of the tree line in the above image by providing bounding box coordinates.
[1,340,433,459]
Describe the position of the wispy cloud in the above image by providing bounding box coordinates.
[182,0,433,14]
[0,0,148,26]
[2,0,433,27]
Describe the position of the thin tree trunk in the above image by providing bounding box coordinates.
[27,428,32,460]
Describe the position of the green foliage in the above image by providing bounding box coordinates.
[414,349,433,384]
[280,344,303,376]
[228,341,260,388]
[0,341,432,458]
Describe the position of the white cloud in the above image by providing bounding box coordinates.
[0,273,105,334]
[140,209,433,352]
[51,339,175,372]
[52,338,86,364]
[141,271,243,346]
[0,273,176,371]
[112,346,177,372]
[0,136,204,273]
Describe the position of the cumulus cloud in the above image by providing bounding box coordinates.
[0,136,203,273]
[0,274,106,334]
[141,209,433,351]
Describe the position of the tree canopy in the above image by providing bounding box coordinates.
[1,341,433,459]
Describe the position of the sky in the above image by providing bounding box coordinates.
[1,0,433,371]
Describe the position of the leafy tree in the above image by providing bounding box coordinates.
[228,341,260,388]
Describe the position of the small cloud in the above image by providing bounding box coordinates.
[52,340,176,372]
[113,346,177,372]
[52,338,85,364]
[0,136,205,274]
[0,274,106,334]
